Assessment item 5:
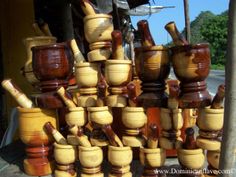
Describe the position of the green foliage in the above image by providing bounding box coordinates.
[200,11,228,65]
[188,11,215,44]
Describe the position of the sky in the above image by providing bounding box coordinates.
[131,0,230,45]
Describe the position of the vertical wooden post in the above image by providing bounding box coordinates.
[112,0,121,30]
[219,0,236,176]
[183,0,190,43]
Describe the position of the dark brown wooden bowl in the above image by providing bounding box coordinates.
[32,43,73,81]
[135,45,170,83]
[171,43,210,83]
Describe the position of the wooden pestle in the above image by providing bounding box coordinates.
[165,21,189,46]
[137,20,155,47]
[80,0,97,15]
[97,79,107,107]
[69,125,92,147]
[70,39,85,63]
[167,80,180,109]
[211,84,225,109]
[32,23,45,36]
[57,87,77,108]
[112,30,125,60]
[127,83,137,107]
[40,23,52,36]
[183,128,197,149]
[102,124,123,147]
[44,122,68,145]
[1,79,34,108]
[147,124,159,149]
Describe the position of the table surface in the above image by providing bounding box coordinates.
[0,141,182,177]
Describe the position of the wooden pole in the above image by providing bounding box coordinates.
[183,0,190,43]
[112,0,121,30]
[219,1,236,176]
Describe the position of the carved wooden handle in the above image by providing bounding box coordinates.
[97,80,107,107]
[211,84,225,109]
[80,0,97,15]
[102,124,123,147]
[137,20,155,47]
[165,21,189,46]
[167,80,180,109]
[183,128,197,149]
[112,30,124,60]
[40,23,52,36]
[127,83,137,107]
[147,124,158,149]
[70,39,85,63]
[1,79,34,108]
[69,125,92,147]
[44,122,68,145]
[57,87,77,108]
[32,23,45,36]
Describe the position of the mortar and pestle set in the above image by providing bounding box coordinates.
[1,79,57,176]
[54,85,132,177]
[139,124,167,177]
[165,21,212,108]
[177,128,205,177]
[135,20,170,108]
[44,89,102,177]
[196,84,225,177]
[22,22,75,109]
[80,0,113,63]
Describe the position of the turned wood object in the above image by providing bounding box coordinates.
[206,150,220,177]
[69,125,92,147]
[165,21,188,46]
[135,21,170,107]
[57,87,77,108]
[22,36,56,86]
[31,42,73,108]
[147,124,158,149]
[80,0,97,15]
[87,106,113,146]
[40,23,53,36]
[211,84,225,109]
[97,79,107,107]
[70,39,85,63]
[2,79,34,108]
[183,128,197,149]
[102,124,123,147]
[112,30,124,60]
[17,107,57,176]
[166,21,211,108]
[196,106,224,151]
[32,23,45,36]
[75,62,99,107]
[54,143,77,177]
[32,43,73,92]
[108,146,133,177]
[79,146,104,177]
[140,148,166,177]
[177,128,204,177]
[137,20,155,47]
[44,122,68,145]
[105,30,132,107]
[127,82,137,107]
[121,106,147,147]
[84,14,113,44]
[171,43,211,108]
[159,108,183,150]
[167,80,180,109]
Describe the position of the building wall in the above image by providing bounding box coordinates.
[0,0,35,124]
